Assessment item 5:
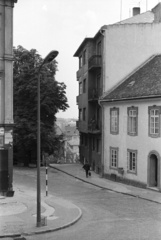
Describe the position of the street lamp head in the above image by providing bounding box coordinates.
[43,50,59,65]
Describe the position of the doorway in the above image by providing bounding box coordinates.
[149,154,158,187]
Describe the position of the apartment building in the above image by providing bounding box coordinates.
[74,34,103,174]
[74,3,161,183]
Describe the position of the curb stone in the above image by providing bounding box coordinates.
[0,207,82,239]
[23,205,82,236]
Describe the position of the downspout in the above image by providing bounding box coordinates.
[99,28,106,177]
[99,100,105,177]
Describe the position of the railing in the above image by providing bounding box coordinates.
[88,120,101,133]
[76,121,88,132]
[76,120,79,129]
[88,55,102,70]
[88,88,102,100]
[76,68,82,80]
[76,96,79,105]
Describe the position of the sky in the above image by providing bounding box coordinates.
[13,0,160,119]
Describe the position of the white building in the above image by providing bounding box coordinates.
[100,54,161,190]
[98,3,161,190]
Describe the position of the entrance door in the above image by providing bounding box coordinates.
[150,154,158,187]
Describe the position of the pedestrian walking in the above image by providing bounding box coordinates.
[83,162,91,178]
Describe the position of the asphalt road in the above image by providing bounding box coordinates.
[14,166,161,240]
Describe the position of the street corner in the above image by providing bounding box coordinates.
[42,195,83,229]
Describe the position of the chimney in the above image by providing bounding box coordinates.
[132,7,140,16]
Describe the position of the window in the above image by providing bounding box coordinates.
[79,55,82,69]
[80,134,83,145]
[83,79,86,93]
[110,108,119,134]
[0,135,4,147]
[96,139,100,153]
[85,135,88,146]
[83,49,86,65]
[79,109,82,121]
[96,74,101,89]
[127,107,138,136]
[110,147,118,169]
[83,108,86,121]
[79,82,82,95]
[149,106,161,138]
[127,149,137,174]
[97,41,101,55]
[92,138,95,151]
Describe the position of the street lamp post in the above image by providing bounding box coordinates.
[37,50,59,227]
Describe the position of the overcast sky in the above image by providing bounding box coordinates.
[13,0,160,119]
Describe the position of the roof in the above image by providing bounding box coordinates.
[74,3,161,58]
[117,11,154,24]
[65,125,79,136]
[73,38,93,57]
[55,124,63,136]
[101,55,161,102]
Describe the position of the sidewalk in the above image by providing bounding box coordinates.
[50,163,161,205]
[0,182,82,238]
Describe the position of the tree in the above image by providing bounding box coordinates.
[13,46,69,166]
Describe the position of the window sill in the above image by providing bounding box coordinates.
[110,132,119,135]
[128,133,137,136]
[127,170,137,175]
[149,134,160,138]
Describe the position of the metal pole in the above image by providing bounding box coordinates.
[37,71,41,227]
[36,50,58,227]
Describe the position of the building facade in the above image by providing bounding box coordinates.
[74,3,161,185]
[74,34,103,174]
[100,55,161,190]
[0,0,17,195]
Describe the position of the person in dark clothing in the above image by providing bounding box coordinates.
[83,162,90,178]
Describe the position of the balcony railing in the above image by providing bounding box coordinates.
[76,120,79,129]
[76,120,88,132]
[76,96,79,105]
[88,119,101,133]
[76,68,82,80]
[88,88,102,101]
[88,55,102,71]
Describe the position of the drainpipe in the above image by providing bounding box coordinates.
[98,99,105,178]
[99,28,106,177]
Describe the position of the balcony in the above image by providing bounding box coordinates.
[88,88,102,101]
[88,55,102,71]
[76,68,83,80]
[76,95,79,105]
[76,120,88,133]
[76,120,79,129]
[88,119,101,134]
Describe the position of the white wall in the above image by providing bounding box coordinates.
[104,23,161,92]
[103,99,161,184]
